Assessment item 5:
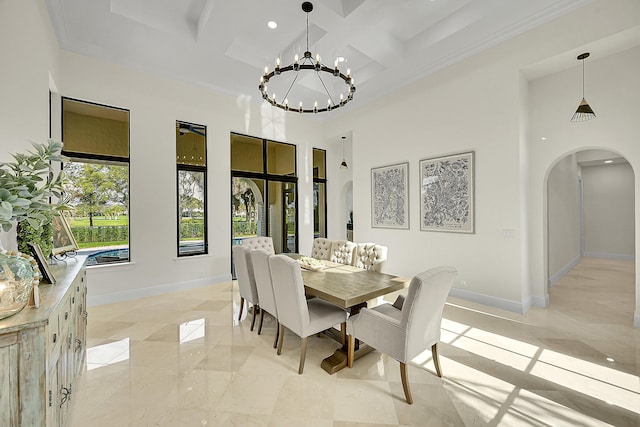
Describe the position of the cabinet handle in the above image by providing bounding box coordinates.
[83,311,88,320]
[77,285,80,292]
[75,338,82,349]
[60,386,71,407]
[53,333,57,343]
[65,312,69,320]
[72,296,75,304]
[68,335,72,349]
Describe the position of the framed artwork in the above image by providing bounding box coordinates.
[28,242,56,284]
[420,151,474,233]
[371,162,409,229]
[52,214,79,255]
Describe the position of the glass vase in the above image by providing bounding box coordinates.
[0,250,39,321]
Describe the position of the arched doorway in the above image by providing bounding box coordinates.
[546,148,636,322]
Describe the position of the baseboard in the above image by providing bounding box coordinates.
[530,294,549,308]
[449,287,525,314]
[583,252,634,261]
[548,255,580,287]
[87,274,232,307]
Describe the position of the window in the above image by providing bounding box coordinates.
[176,121,207,257]
[231,133,298,254]
[313,148,327,238]
[62,97,130,265]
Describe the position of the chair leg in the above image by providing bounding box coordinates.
[298,337,308,374]
[238,297,244,321]
[400,362,413,404]
[432,343,443,378]
[257,309,265,335]
[347,334,355,368]
[277,324,285,355]
[273,321,280,349]
[250,305,258,331]
[340,322,346,345]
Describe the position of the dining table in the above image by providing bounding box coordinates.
[288,254,410,374]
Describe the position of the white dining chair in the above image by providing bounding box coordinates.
[352,242,388,272]
[241,236,275,254]
[347,266,456,404]
[329,240,356,265]
[311,237,332,260]
[268,254,348,374]
[232,244,260,331]
[250,249,279,347]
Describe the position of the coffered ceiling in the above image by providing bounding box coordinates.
[46,0,592,115]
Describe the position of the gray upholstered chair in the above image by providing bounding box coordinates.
[311,237,332,260]
[268,254,348,374]
[250,249,279,347]
[241,236,275,254]
[347,266,456,404]
[353,243,388,272]
[232,245,260,331]
[329,240,356,265]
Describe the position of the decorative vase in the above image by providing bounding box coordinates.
[0,250,41,321]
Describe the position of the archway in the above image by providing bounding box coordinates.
[545,148,636,322]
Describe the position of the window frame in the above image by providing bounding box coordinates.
[61,96,131,265]
[176,120,208,257]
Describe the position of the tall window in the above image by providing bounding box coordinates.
[62,97,130,265]
[313,148,327,238]
[231,133,297,254]
[176,121,207,256]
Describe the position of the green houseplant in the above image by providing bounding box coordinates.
[0,140,68,320]
[0,139,69,233]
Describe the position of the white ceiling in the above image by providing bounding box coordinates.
[46,0,593,116]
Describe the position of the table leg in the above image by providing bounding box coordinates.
[320,302,372,374]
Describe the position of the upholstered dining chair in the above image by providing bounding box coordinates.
[268,254,348,374]
[232,245,260,331]
[250,249,279,347]
[329,240,356,265]
[346,266,456,404]
[311,237,332,260]
[353,243,388,272]
[241,236,275,254]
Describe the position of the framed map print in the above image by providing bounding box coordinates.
[371,162,409,229]
[420,151,474,233]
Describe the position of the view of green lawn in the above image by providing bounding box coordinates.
[69,216,129,227]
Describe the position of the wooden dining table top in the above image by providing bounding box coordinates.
[287,254,410,310]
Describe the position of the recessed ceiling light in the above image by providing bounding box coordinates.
[604,160,613,164]
[267,21,277,29]
[541,137,547,141]
[337,57,345,63]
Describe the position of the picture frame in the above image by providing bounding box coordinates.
[371,162,409,229]
[420,151,475,233]
[51,214,79,255]
[28,242,56,285]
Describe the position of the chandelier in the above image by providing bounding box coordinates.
[259,2,356,113]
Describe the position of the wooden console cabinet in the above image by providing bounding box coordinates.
[0,256,87,427]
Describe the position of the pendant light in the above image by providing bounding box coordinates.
[570,52,596,122]
[340,136,348,169]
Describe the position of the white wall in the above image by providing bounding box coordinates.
[547,154,581,284]
[582,162,635,258]
[528,38,640,324]
[0,0,60,249]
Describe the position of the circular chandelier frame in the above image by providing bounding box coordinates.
[258,2,356,113]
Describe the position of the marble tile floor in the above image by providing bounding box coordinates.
[69,257,640,426]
